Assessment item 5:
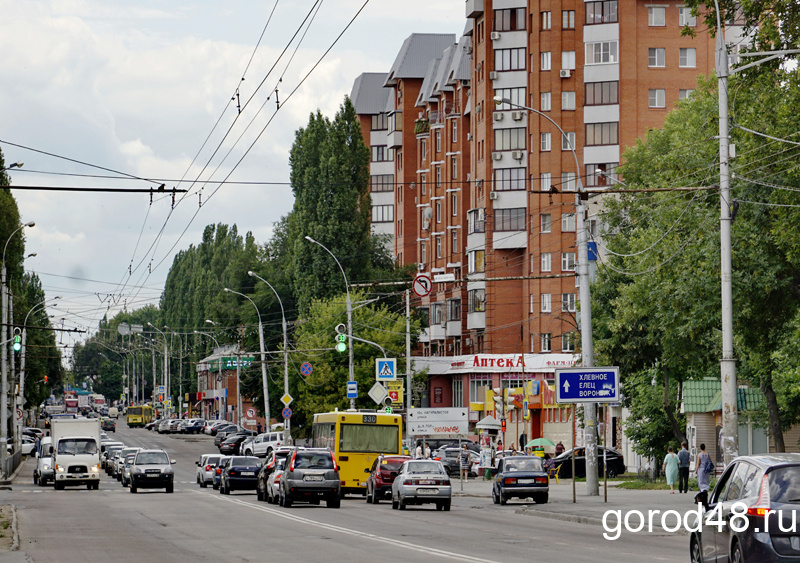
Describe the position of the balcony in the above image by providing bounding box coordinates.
[466,0,484,18]
[414,119,430,135]
[429,111,446,126]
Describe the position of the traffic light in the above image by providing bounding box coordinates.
[505,390,517,412]
[44,375,48,384]
[492,388,503,414]
[336,333,347,353]
[501,418,507,433]
[12,328,21,353]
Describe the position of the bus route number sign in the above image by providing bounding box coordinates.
[362,414,377,424]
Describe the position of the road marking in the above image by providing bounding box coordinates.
[196,491,500,562]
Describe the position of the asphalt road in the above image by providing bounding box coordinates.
[5,423,687,563]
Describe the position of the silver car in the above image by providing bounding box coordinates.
[121,453,136,487]
[34,437,53,486]
[196,453,221,488]
[114,447,141,480]
[391,460,452,511]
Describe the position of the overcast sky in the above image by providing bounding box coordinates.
[0,0,464,356]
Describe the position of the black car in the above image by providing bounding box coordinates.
[219,434,249,455]
[552,447,625,478]
[101,418,116,432]
[213,426,240,446]
[219,456,261,494]
[491,455,549,504]
[129,449,175,493]
[210,423,238,437]
[690,453,800,563]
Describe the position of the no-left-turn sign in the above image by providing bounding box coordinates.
[413,274,432,297]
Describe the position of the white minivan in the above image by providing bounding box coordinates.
[107,406,119,419]
[246,432,285,457]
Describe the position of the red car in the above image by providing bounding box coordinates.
[365,455,412,504]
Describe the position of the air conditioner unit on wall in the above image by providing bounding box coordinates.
[467,133,473,141]
[489,71,499,80]
[493,112,504,122]
[559,69,571,78]
[511,111,523,121]
[491,152,503,161]
[489,191,499,200]
[490,31,501,40]
[512,150,524,160]
[418,263,425,271]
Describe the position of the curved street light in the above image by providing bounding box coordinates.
[195,330,223,421]
[147,322,170,411]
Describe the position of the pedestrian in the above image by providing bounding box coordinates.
[459,444,471,480]
[543,453,554,475]
[694,443,712,509]
[423,442,431,459]
[555,441,565,456]
[415,440,423,459]
[662,446,679,494]
[677,441,691,493]
[256,422,263,434]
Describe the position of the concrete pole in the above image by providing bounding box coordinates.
[236,349,242,428]
[17,329,26,444]
[406,290,412,451]
[1,267,8,475]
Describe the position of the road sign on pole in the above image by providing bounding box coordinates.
[412,274,432,297]
[555,367,620,404]
[407,408,469,436]
[300,362,313,376]
[368,382,389,406]
[282,407,292,419]
[346,381,357,399]
[280,393,293,407]
[376,358,397,381]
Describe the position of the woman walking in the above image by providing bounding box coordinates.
[694,443,712,508]
[662,446,679,494]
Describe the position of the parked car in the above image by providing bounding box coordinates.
[196,454,221,488]
[101,418,116,432]
[425,439,479,454]
[219,456,261,495]
[247,431,286,457]
[24,427,44,439]
[265,458,287,504]
[121,453,137,487]
[257,446,301,503]
[129,449,176,494]
[219,434,249,456]
[18,437,36,455]
[366,455,412,503]
[210,422,237,437]
[491,455,549,504]
[145,418,163,431]
[213,425,240,445]
[204,420,229,435]
[213,456,232,490]
[183,418,206,434]
[431,447,467,476]
[33,437,53,486]
[279,448,340,508]
[167,419,183,433]
[107,449,124,476]
[552,447,625,478]
[391,460,451,511]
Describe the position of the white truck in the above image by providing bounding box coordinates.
[51,418,102,490]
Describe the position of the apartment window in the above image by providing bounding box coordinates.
[562,213,576,232]
[541,333,551,352]
[452,156,458,179]
[371,146,393,162]
[421,139,427,162]
[586,41,618,64]
[370,174,394,192]
[435,130,441,152]
[680,48,697,68]
[371,204,394,223]
[494,168,526,191]
[562,292,576,312]
[540,132,551,151]
[495,128,526,150]
[562,332,576,352]
[451,120,458,143]
[562,91,576,111]
[541,213,552,233]
[495,48,526,71]
[430,302,445,325]
[468,250,485,273]
[370,113,388,131]
[541,92,551,111]
[649,89,666,108]
[436,201,442,223]
[585,81,619,105]
[540,173,551,191]
[468,289,486,313]
[562,132,576,151]
[452,378,463,408]
[436,236,442,258]
[451,230,458,253]
[679,89,695,100]
[494,208,526,231]
[447,299,461,321]
[562,10,575,29]
[585,163,618,187]
[541,293,552,313]
[561,51,576,71]
[541,11,551,30]
[435,166,442,187]
[421,174,427,195]
[649,48,666,67]
[586,1,618,24]
[468,209,485,234]
[495,8,526,31]
[451,193,458,216]
[541,252,552,272]
[562,253,576,272]
[648,6,666,26]
[561,172,577,192]
[494,87,526,110]
[541,51,552,71]
[420,242,427,263]
[586,122,619,146]
[679,7,697,26]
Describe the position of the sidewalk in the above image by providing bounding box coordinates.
[453,477,702,534]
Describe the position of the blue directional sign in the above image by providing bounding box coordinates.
[346,381,358,399]
[555,367,620,404]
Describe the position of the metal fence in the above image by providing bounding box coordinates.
[2,449,22,479]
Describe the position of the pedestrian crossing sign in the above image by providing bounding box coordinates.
[375,358,397,381]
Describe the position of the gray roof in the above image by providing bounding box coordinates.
[385,33,457,86]
[415,58,441,107]
[446,36,471,85]
[432,45,456,95]
[350,72,391,115]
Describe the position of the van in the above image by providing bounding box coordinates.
[107,406,119,419]
[33,437,53,486]
[247,432,286,457]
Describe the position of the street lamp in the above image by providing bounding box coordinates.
[195,330,223,420]
[224,287,269,430]
[1,220,34,477]
[147,322,169,412]
[304,235,355,410]
[248,271,289,436]
[164,326,183,417]
[494,95,599,496]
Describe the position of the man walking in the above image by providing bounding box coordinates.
[678,441,691,493]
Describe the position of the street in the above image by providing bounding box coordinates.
[3,424,687,562]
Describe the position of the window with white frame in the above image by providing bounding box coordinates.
[371,204,394,223]
[561,213,576,232]
[585,81,619,105]
[451,229,458,253]
[649,89,666,108]
[420,241,427,263]
[452,378,463,408]
[562,91,576,110]
[679,89,694,100]
[370,174,394,192]
[495,128,526,150]
[562,51,576,71]
[540,172,551,191]
[562,332,576,352]
[541,11,552,30]
[679,7,697,26]
[541,91,551,111]
[561,172,577,192]
[436,165,442,187]
[495,167,526,191]
[468,209,485,233]
[496,48,526,71]
[451,193,458,216]
[541,333,551,352]
[562,292,576,312]
[529,294,535,313]
[585,1,618,24]
[469,375,492,402]
[371,113,388,131]
[585,122,619,146]
[447,298,461,321]
[562,10,575,29]
[541,51,552,71]
[562,132,576,151]
[541,132,551,151]
[562,252,576,271]
[585,163,618,187]
[541,293,552,312]
[679,48,696,68]
[586,41,618,64]
[451,120,458,142]
[649,48,666,67]
[541,213,552,233]
[495,87,526,110]
[421,139,427,162]
[494,8,526,31]
[648,6,666,26]
[541,252,552,272]
[436,236,442,258]
[452,156,458,179]
[494,208,526,231]
[436,201,442,223]
[468,250,485,273]
[436,130,441,152]
[468,289,486,313]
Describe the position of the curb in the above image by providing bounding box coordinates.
[514,506,691,536]
[10,505,18,551]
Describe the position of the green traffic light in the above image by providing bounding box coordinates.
[13,336,21,352]
[336,342,347,353]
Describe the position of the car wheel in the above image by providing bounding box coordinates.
[399,500,406,510]
[283,493,293,508]
[33,474,38,485]
[534,492,548,504]
[443,501,451,511]
[436,502,443,511]
[213,482,219,490]
[39,477,47,487]
[690,536,703,563]
[366,486,372,504]
[492,487,500,505]
[278,491,284,507]
[327,496,340,509]
[130,485,137,493]
[166,484,174,494]
[392,495,399,510]
[373,491,380,505]
[54,482,63,491]
[257,487,264,501]
[606,467,617,478]
[731,541,743,563]
[499,493,507,506]
[200,480,207,488]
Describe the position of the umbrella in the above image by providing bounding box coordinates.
[525,438,555,448]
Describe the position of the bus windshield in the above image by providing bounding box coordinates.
[339,424,399,454]
[127,407,142,416]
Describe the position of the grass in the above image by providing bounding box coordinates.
[617,477,717,491]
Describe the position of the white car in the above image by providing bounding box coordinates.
[250,431,286,457]
[196,453,222,488]
[204,420,229,435]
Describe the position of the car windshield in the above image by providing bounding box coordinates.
[505,458,543,472]
[231,456,260,468]
[205,456,221,466]
[57,438,97,455]
[294,453,333,469]
[407,461,444,474]
[137,452,170,465]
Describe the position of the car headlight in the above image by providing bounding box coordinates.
[164,468,173,475]
[91,464,100,472]
[42,463,51,470]
[56,464,65,473]
[133,467,143,474]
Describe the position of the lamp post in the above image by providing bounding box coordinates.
[493,95,598,496]
[147,323,169,414]
[224,287,270,430]
[304,236,355,410]
[248,271,289,436]
[1,220,34,477]
[164,327,183,416]
[195,330,223,420]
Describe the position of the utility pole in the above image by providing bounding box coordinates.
[405,290,413,452]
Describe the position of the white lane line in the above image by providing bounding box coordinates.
[194,491,500,563]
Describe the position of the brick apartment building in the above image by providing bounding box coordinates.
[352,2,743,454]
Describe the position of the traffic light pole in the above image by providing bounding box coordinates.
[1,266,8,476]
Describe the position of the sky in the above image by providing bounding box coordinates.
[0,0,465,358]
